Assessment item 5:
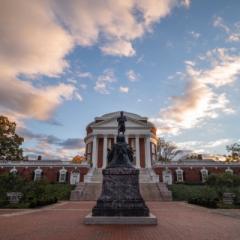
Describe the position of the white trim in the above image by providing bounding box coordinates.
[59,167,67,183]
[34,167,43,181]
[175,167,184,183]
[135,136,140,168]
[102,136,108,168]
[162,167,173,185]
[145,136,151,168]
[92,136,97,168]
[200,167,208,183]
[10,166,18,174]
[70,171,80,185]
[225,167,233,174]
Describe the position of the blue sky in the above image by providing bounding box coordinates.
[1,0,240,159]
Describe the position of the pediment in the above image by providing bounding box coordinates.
[92,116,147,128]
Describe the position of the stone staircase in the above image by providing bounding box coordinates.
[70,168,172,201]
[83,168,103,183]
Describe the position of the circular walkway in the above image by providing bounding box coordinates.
[0,201,240,240]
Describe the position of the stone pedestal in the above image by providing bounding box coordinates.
[84,213,157,225]
[92,168,149,216]
[84,113,157,225]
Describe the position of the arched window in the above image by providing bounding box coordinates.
[225,167,233,175]
[34,167,42,181]
[59,168,67,183]
[200,168,208,183]
[176,167,184,183]
[10,166,18,175]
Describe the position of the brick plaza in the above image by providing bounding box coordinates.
[0,201,239,240]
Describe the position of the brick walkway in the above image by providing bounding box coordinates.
[0,201,240,240]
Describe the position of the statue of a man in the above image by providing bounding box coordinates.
[117,111,127,135]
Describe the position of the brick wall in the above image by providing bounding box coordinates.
[154,165,240,184]
[0,166,89,184]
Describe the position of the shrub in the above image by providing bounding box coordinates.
[0,173,72,208]
[188,187,219,208]
[207,173,240,188]
[169,184,204,201]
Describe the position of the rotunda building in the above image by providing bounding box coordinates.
[84,111,158,169]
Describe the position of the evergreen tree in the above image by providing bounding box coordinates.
[0,116,24,161]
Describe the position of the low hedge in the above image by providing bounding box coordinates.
[0,173,73,208]
[169,173,240,208]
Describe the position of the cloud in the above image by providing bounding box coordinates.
[189,31,201,39]
[101,40,135,57]
[0,1,80,123]
[176,138,232,152]
[213,16,240,42]
[0,75,77,121]
[213,16,230,33]
[181,0,191,8]
[77,71,93,79]
[126,69,140,81]
[119,86,129,93]
[0,0,190,123]
[151,48,239,135]
[0,1,73,77]
[18,128,85,160]
[53,0,190,57]
[94,69,117,94]
[59,138,85,149]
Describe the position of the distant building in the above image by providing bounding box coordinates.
[84,111,158,168]
[0,111,240,187]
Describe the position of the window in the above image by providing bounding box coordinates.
[34,168,42,181]
[59,168,67,183]
[176,168,184,182]
[10,166,18,175]
[200,168,208,183]
[225,167,233,175]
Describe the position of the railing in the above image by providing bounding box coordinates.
[153,161,240,168]
[0,160,90,168]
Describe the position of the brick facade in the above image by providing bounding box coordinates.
[154,163,240,184]
[0,161,89,184]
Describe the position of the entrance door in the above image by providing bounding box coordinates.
[162,170,172,185]
[70,172,80,185]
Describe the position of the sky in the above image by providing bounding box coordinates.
[1,0,240,160]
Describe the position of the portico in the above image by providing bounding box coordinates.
[84,112,158,169]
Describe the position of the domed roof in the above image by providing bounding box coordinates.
[101,111,143,119]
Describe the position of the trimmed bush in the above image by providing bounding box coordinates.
[0,173,72,208]
[187,187,219,208]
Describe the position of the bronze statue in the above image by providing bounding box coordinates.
[117,111,127,135]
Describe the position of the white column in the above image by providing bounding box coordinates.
[145,136,151,168]
[135,136,140,168]
[102,136,108,168]
[92,136,97,168]
[114,135,117,143]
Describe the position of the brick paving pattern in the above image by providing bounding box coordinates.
[0,201,240,240]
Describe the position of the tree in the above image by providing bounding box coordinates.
[157,138,177,162]
[72,155,86,163]
[226,143,240,161]
[0,116,24,161]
